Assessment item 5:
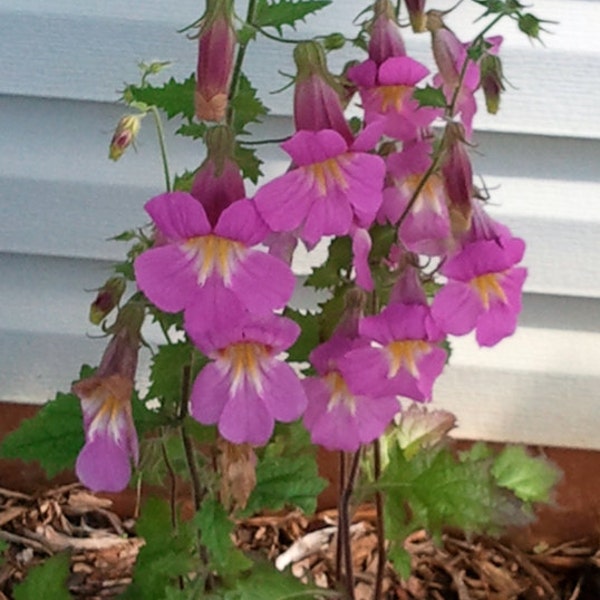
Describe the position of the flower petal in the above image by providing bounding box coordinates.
[76,437,131,493]
[145,192,211,241]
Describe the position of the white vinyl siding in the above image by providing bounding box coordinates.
[1,0,599,449]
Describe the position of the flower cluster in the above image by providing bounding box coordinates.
[82,0,527,492]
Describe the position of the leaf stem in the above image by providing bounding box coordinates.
[148,105,172,192]
[372,439,386,600]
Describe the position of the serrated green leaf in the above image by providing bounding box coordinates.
[0,392,84,478]
[234,144,263,183]
[492,446,561,503]
[305,236,352,289]
[173,169,197,193]
[176,122,207,140]
[13,553,72,600]
[254,0,331,34]
[127,75,196,121]
[413,85,447,108]
[196,498,252,578]
[225,561,323,600]
[243,423,326,515]
[122,498,195,600]
[230,74,269,135]
[282,307,321,363]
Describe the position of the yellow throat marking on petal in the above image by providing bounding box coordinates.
[221,342,270,395]
[85,375,132,441]
[306,156,351,196]
[325,371,357,416]
[184,234,244,286]
[378,85,410,112]
[471,273,507,310]
[402,173,445,214]
[386,340,431,378]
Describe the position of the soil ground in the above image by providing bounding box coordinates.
[1,484,599,599]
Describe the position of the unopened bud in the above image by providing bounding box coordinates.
[89,277,127,325]
[195,0,237,122]
[109,114,142,161]
[480,53,505,114]
[405,0,427,33]
[369,0,406,64]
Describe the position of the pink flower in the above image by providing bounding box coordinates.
[195,0,236,122]
[345,303,447,401]
[254,129,385,247]
[189,314,307,445]
[348,56,440,141]
[303,334,400,452]
[72,307,142,492]
[431,236,527,346]
[381,141,453,256]
[134,192,295,333]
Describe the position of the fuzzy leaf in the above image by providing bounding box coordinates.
[196,498,252,577]
[234,144,263,183]
[305,236,352,289]
[0,391,83,478]
[492,446,561,503]
[230,74,269,135]
[176,122,207,140]
[413,85,447,108]
[13,553,72,600]
[282,307,321,363]
[243,423,326,515]
[254,0,331,33]
[122,498,195,600]
[127,75,196,120]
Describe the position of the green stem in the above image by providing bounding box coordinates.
[227,0,258,126]
[148,105,172,192]
[339,450,361,600]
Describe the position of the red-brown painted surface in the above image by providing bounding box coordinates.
[1,403,599,548]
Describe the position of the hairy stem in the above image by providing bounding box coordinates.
[227,0,258,126]
[373,439,386,600]
[339,450,361,600]
[148,106,171,192]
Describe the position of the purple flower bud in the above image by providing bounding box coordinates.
[109,114,142,161]
[441,122,473,234]
[293,41,353,144]
[405,0,427,33]
[369,0,406,65]
[89,276,126,325]
[190,125,245,226]
[195,0,237,122]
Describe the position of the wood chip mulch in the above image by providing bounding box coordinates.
[1,485,599,599]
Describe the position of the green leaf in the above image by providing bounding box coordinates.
[173,169,198,193]
[234,144,263,184]
[176,122,207,140]
[13,553,72,600]
[254,0,331,33]
[305,236,352,289]
[196,498,252,578]
[127,75,196,121]
[225,561,324,600]
[244,422,327,515]
[0,391,84,478]
[122,498,195,600]
[230,74,269,135]
[413,85,447,108]
[282,307,321,363]
[492,446,561,503]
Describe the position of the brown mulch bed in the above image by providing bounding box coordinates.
[1,485,599,599]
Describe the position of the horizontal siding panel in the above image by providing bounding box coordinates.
[2,254,599,449]
[1,1,598,138]
[1,97,599,297]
